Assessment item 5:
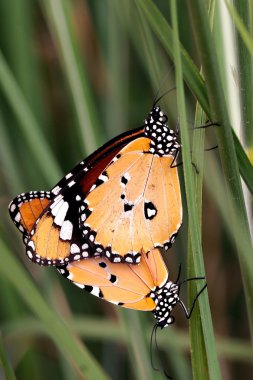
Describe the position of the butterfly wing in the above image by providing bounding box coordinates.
[9,191,52,242]
[58,248,168,311]
[79,137,182,263]
[9,127,145,265]
[9,106,181,266]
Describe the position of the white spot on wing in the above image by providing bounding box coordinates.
[14,213,21,222]
[99,173,108,182]
[54,202,69,226]
[68,180,76,188]
[90,286,101,297]
[59,220,73,240]
[147,208,156,218]
[27,250,33,259]
[65,172,72,179]
[51,186,61,195]
[51,199,64,216]
[73,282,85,289]
[10,203,16,212]
[28,241,35,250]
[70,244,80,254]
[90,184,96,192]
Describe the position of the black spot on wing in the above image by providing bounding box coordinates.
[124,203,134,212]
[84,285,93,293]
[109,274,117,284]
[99,262,107,268]
[144,201,157,220]
[121,176,128,185]
[93,170,109,188]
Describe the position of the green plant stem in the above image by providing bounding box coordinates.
[171,1,222,379]
[188,0,253,342]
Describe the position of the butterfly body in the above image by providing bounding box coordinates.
[9,106,182,265]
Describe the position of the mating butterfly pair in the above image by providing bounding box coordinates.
[9,105,205,328]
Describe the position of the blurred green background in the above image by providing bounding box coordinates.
[0,1,253,379]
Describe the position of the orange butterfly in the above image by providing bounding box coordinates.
[9,105,182,266]
[58,248,206,328]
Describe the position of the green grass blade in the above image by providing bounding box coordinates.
[100,1,129,138]
[3,317,253,364]
[225,0,253,55]
[119,311,160,380]
[135,0,253,193]
[188,0,253,339]
[0,113,24,191]
[0,331,17,380]
[170,1,222,379]
[227,0,253,150]
[0,0,47,127]
[0,237,109,380]
[135,0,208,111]
[41,0,103,154]
[188,106,209,379]
[0,51,61,185]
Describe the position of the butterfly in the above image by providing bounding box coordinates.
[57,248,206,328]
[9,105,182,266]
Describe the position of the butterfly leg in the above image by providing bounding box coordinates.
[178,282,207,319]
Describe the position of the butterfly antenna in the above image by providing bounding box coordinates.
[153,87,176,108]
[150,323,173,379]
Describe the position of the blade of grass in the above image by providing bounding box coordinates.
[188,105,209,379]
[0,331,17,380]
[99,1,129,138]
[232,0,253,238]
[170,1,222,379]
[119,310,160,380]
[135,0,208,111]
[113,4,189,377]
[3,317,253,364]
[0,51,61,185]
[41,0,103,154]
[226,0,253,146]
[0,237,109,380]
[225,0,253,56]
[135,0,253,194]
[0,113,24,191]
[0,0,47,128]
[188,0,253,341]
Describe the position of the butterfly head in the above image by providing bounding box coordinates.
[151,281,180,329]
[144,106,180,157]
